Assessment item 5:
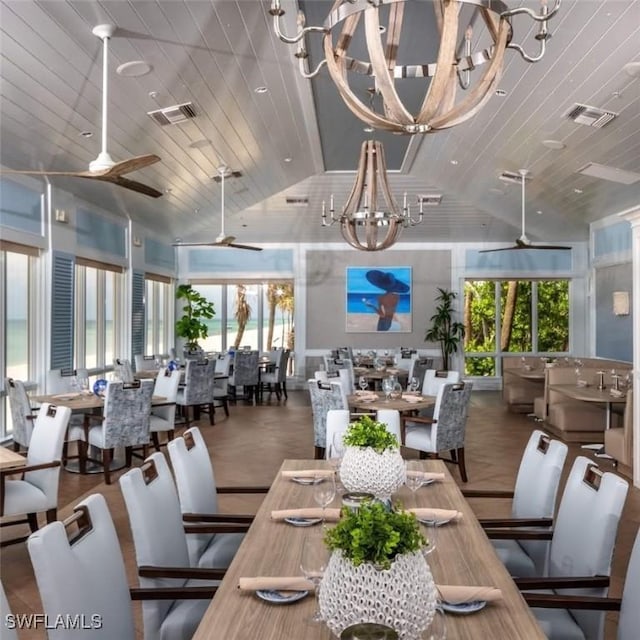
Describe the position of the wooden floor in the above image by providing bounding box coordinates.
[1,390,638,639]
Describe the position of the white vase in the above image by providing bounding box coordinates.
[319,550,438,639]
[339,446,406,500]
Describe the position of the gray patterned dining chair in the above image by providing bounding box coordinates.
[69,379,154,484]
[113,358,134,382]
[308,379,346,459]
[5,377,37,451]
[401,381,473,482]
[228,350,259,404]
[258,348,290,402]
[176,358,216,426]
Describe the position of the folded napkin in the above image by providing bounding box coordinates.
[386,368,399,374]
[407,508,462,523]
[405,471,446,482]
[238,577,315,592]
[271,508,341,522]
[52,393,80,400]
[281,469,335,479]
[576,379,589,387]
[610,388,625,398]
[436,584,502,604]
[402,394,424,403]
[355,390,378,398]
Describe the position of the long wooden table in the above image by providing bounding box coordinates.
[0,447,26,470]
[193,459,545,639]
[548,384,627,429]
[348,392,435,414]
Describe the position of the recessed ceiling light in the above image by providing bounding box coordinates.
[623,61,640,78]
[450,160,459,165]
[79,131,93,138]
[378,25,386,34]
[148,91,159,99]
[164,188,172,194]
[116,60,152,77]
[542,139,566,150]
[495,89,507,97]
[254,86,268,94]
[363,126,374,133]
[573,188,583,194]
[284,157,292,163]
[194,208,200,213]
[537,210,543,215]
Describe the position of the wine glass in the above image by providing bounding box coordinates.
[77,375,90,394]
[328,432,345,473]
[421,520,438,556]
[313,474,336,524]
[405,460,422,493]
[408,377,420,394]
[381,377,394,402]
[425,607,447,640]
[359,376,369,392]
[300,533,330,623]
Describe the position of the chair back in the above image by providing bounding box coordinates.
[278,349,290,383]
[336,347,353,362]
[119,453,191,636]
[5,378,34,448]
[375,409,402,443]
[24,403,71,507]
[308,379,346,447]
[433,382,473,452]
[549,456,629,640]
[324,369,352,408]
[512,430,568,575]
[113,358,134,382]
[215,353,232,377]
[168,427,218,564]
[150,368,181,425]
[27,494,136,639]
[46,368,89,394]
[102,380,153,448]
[422,369,460,397]
[325,358,355,391]
[1,579,18,640]
[182,358,216,405]
[231,350,259,386]
[325,409,350,458]
[135,354,158,371]
[619,527,640,640]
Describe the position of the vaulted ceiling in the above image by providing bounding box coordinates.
[1,0,639,247]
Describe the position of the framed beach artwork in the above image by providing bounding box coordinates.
[345,267,412,333]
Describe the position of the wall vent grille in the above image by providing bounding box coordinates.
[147,102,197,126]
[565,103,618,128]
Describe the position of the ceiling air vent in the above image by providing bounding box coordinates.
[499,170,532,184]
[577,163,640,185]
[147,102,197,126]
[285,196,309,206]
[565,103,618,128]
[418,194,442,206]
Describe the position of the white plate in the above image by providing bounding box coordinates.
[439,600,487,614]
[284,517,322,527]
[420,478,435,487]
[418,515,453,527]
[256,589,309,604]
[291,476,323,485]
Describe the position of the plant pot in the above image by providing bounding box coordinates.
[339,446,405,500]
[319,550,438,639]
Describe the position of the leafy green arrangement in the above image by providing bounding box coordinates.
[342,415,398,454]
[324,501,425,570]
[175,284,216,350]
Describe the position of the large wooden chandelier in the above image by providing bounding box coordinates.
[322,140,423,251]
[271,0,561,134]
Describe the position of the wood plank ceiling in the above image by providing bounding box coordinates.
[1,0,639,246]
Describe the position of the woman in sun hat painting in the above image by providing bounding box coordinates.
[363,269,410,331]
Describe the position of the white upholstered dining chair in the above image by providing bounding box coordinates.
[149,368,181,451]
[4,377,37,451]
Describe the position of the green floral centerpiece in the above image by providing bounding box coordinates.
[338,415,406,500]
[319,501,437,639]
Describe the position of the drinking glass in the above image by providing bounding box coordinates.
[313,474,336,524]
[77,376,90,394]
[424,607,447,640]
[359,376,369,392]
[421,520,438,556]
[328,432,345,473]
[300,533,330,622]
[382,377,394,402]
[408,377,420,393]
[405,460,423,493]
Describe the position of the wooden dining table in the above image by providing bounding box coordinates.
[192,459,545,640]
[0,447,26,470]
[548,384,627,429]
[348,391,435,414]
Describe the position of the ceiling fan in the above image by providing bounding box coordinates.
[479,169,571,253]
[0,24,162,198]
[173,166,262,251]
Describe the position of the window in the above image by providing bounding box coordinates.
[1,244,38,438]
[144,277,173,356]
[75,261,123,373]
[464,279,569,376]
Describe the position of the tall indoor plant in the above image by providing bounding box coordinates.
[320,501,438,639]
[175,284,215,352]
[425,287,465,370]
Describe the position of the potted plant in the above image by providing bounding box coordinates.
[175,284,216,352]
[320,501,438,639]
[338,415,405,500]
[425,287,465,371]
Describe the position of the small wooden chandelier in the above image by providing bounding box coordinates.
[322,140,423,251]
[271,0,561,134]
